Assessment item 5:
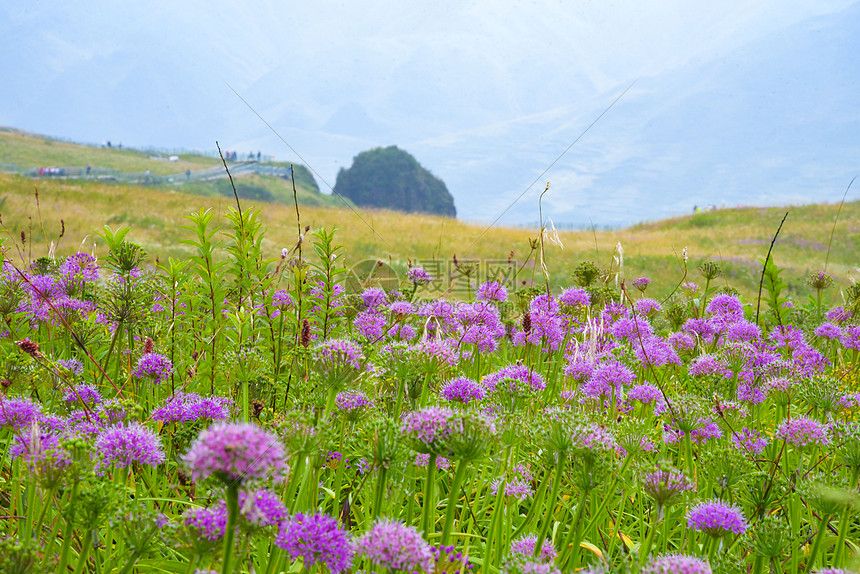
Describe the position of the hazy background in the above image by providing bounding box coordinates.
[1,0,858,227]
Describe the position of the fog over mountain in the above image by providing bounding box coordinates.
[1,1,858,227]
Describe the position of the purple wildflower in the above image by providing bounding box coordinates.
[239,488,289,528]
[441,377,486,404]
[642,554,712,574]
[706,294,744,319]
[58,357,85,376]
[94,422,165,473]
[642,465,694,509]
[777,417,830,448]
[388,300,416,316]
[151,393,232,423]
[628,383,667,414]
[814,322,842,340]
[356,518,435,572]
[133,352,173,385]
[558,287,590,308]
[477,280,508,302]
[414,453,451,469]
[510,534,557,562]
[725,321,761,342]
[184,501,228,541]
[483,364,546,396]
[361,287,388,311]
[275,512,353,573]
[64,383,102,406]
[316,338,365,371]
[839,326,860,351]
[354,310,386,341]
[9,428,73,469]
[59,252,99,293]
[182,422,288,485]
[670,332,697,352]
[687,500,747,536]
[0,396,42,430]
[407,267,432,285]
[401,406,460,454]
[490,477,534,500]
[688,354,730,378]
[456,301,506,353]
[632,276,652,292]
[335,391,374,414]
[825,307,851,323]
[635,298,663,317]
[731,428,769,455]
[271,289,294,311]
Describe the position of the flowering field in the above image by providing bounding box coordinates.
[1,206,859,574]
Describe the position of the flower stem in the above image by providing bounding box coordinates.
[534,464,562,557]
[421,454,438,539]
[441,458,469,547]
[221,483,240,574]
[804,513,831,573]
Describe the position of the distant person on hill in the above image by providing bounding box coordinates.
[86,164,91,177]
[186,169,191,181]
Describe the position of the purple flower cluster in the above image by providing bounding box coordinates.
[361,287,388,310]
[510,534,557,562]
[476,280,508,302]
[151,393,232,423]
[354,310,386,341]
[483,364,546,396]
[635,298,663,317]
[63,383,103,406]
[355,518,434,572]
[407,267,433,285]
[512,295,566,351]
[316,338,365,371]
[731,427,769,455]
[582,360,636,400]
[687,500,748,536]
[777,416,830,448]
[335,390,374,413]
[271,289,294,311]
[184,501,228,541]
[133,352,173,385]
[275,512,353,573]
[814,322,842,340]
[0,396,42,430]
[490,476,534,500]
[239,488,289,528]
[457,302,506,353]
[558,287,590,308]
[400,406,460,453]
[643,554,712,574]
[414,453,451,469]
[58,357,85,376]
[182,422,287,485]
[94,422,165,473]
[441,377,486,404]
[642,464,694,507]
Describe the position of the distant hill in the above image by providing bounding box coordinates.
[0,127,342,208]
[334,146,456,217]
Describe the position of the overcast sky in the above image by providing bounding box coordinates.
[1,0,858,227]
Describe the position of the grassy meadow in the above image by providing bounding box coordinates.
[0,128,219,175]
[3,129,860,574]
[0,168,857,304]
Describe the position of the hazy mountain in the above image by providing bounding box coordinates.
[1,1,857,227]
